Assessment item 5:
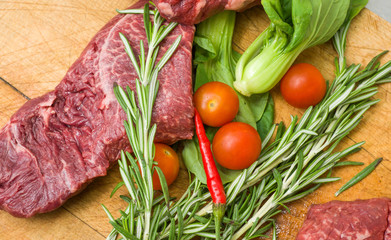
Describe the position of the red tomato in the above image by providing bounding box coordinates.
[212,122,262,170]
[152,143,180,190]
[138,143,179,190]
[280,63,326,109]
[194,82,239,127]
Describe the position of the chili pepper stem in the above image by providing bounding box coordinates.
[213,203,225,240]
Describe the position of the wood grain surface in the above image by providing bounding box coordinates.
[0,1,390,239]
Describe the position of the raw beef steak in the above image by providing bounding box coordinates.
[0,0,195,218]
[153,0,259,25]
[296,198,391,240]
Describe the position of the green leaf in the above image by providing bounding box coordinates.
[256,95,275,140]
[143,4,151,43]
[235,94,257,128]
[247,92,269,122]
[194,63,211,91]
[193,35,217,65]
[285,0,312,51]
[216,160,243,184]
[272,169,283,198]
[176,206,184,239]
[335,158,382,196]
[154,166,170,205]
[262,0,293,35]
[346,0,369,22]
[334,161,364,167]
[110,181,125,198]
[168,218,176,240]
[275,121,286,141]
[182,140,207,184]
[110,221,139,240]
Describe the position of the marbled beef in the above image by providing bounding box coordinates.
[296,198,391,240]
[153,0,259,25]
[0,0,195,218]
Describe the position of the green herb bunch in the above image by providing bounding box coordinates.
[102,4,182,240]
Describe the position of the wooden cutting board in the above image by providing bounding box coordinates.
[0,1,390,239]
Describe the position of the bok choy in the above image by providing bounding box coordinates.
[234,0,368,96]
[182,11,275,185]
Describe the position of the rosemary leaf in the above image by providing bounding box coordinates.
[110,181,125,198]
[335,157,383,196]
[334,161,364,167]
[143,4,152,43]
[177,206,184,239]
[155,166,170,205]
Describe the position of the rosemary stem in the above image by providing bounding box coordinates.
[144,211,151,240]
[245,156,284,190]
[105,4,183,239]
[232,197,276,240]
[143,47,154,85]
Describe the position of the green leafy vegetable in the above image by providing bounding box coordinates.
[335,157,383,196]
[193,11,271,128]
[183,10,274,184]
[234,0,368,96]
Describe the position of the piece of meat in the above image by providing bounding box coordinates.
[153,0,259,25]
[385,201,391,240]
[0,0,195,218]
[296,198,391,240]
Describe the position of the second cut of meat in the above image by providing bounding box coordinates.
[296,198,391,240]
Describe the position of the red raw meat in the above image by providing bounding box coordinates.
[0,1,195,218]
[296,198,391,240]
[153,0,259,25]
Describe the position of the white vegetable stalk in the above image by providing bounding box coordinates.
[234,0,352,95]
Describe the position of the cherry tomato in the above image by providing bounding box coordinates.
[280,63,326,109]
[194,82,239,127]
[152,143,180,190]
[138,143,179,190]
[212,122,262,170]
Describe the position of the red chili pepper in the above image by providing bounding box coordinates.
[194,107,226,239]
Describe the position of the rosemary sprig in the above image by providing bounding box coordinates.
[102,4,181,240]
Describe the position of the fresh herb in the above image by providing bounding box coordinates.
[234,0,369,96]
[102,4,182,240]
[194,108,226,240]
[335,157,383,196]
